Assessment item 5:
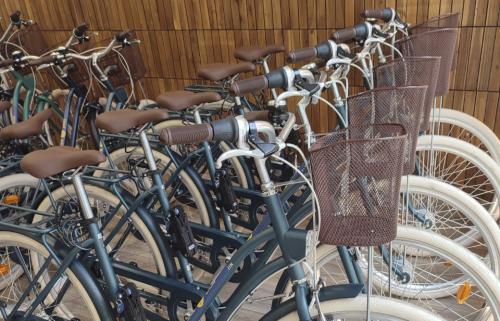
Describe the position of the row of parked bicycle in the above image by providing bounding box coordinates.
[0,7,498,321]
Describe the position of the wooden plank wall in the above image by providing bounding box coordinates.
[0,0,499,136]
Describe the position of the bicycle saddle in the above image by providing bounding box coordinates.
[197,62,255,81]
[156,91,221,111]
[234,44,285,62]
[0,101,11,113]
[20,146,106,178]
[95,108,170,134]
[0,108,53,141]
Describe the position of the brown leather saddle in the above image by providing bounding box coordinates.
[21,146,106,179]
[234,44,285,62]
[0,108,53,141]
[95,108,170,134]
[197,62,255,81]
[156,91,221,112]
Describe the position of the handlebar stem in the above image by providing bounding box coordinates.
[91,38,118,81]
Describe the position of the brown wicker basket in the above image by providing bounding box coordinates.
[395,28,458,96]
[347,86,427,175]
[410,13,460,32]
[409,13,460,71]
[95,40,146,87]
[310,124,407,246]
[1,23,48,58]
[374,56,440,131]
[57,58,92,86]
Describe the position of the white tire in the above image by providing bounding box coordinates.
[0,232,104,320]
[429,108,500,163]
[416,135,500,218]
[400,175,500,273]
[279,295,445,321]
[35,184,168,295]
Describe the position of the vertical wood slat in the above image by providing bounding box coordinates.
[0,0,497,135]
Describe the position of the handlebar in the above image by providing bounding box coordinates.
[230,75,268,96]
[10,11,21,24]
[115,30,133,43]
[330,22,370,43]
[361,8,394,22]
[287,41,334,63]
[74,23,89,37]
[159,117,239,145]
[244,110,271,122]
[26,55,57,67]
[0,59,15,69]
[230,67,291,96]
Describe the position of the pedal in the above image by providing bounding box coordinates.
[170,207,196,257]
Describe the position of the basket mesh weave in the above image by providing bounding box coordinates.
[310,124,407,246]
[396,28,458,96]
[347,87,427,175]
[410,13,460,33]
[1,23,48,57]
[374,57,440,131]
[59,58,92,85]
[409,13,460,71]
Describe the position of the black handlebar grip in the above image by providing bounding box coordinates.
[266,68,289,89]
[361,8,393,22]
[74,23,89,38]
[115,30,133,42]
[27,55,56,67]
[244,110,271,122]
[211,117,239,143]
[230,75,268,96]
[331,23,369,43]
[315,41,334,60]
[159,123,213,146]
[10,11,21,23]
[287,47,317,63]
[0,58,15,68]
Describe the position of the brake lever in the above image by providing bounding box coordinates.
[372,27,389,39]
[248,134,279,157]
[295,78,321,97]
[215,149,264,169]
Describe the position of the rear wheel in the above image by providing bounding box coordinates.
[0,231,111,320]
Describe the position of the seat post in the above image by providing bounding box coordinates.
[72,173,95,220]
[138,130,158,172]
[72,173,120,298]
[139,129,171,213]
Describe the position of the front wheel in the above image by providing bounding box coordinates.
[265,295,445,321]
[428,108,500,163]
